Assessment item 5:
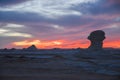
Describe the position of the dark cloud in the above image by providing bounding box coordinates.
[108,0,120,5]
[72,0,120,15]
[0,0,28,7]
[101,0,120,14]
[0,11,48,23]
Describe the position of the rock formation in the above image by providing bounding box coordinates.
[88,30,105,50]
[27,45,38,50]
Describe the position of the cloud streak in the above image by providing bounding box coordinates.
[0,23,32,38]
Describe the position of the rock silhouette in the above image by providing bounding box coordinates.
[27,45,38,50]
[88,30,105,50]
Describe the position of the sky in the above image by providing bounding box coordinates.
[0,0,120,49]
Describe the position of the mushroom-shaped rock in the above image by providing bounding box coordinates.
[88,30,105,50]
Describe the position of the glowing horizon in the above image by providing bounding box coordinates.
[3,39,119,49]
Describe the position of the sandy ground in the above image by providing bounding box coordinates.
[0,58,119,80]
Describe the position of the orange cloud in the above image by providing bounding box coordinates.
[13,40,41,46]
[13,39,64,49]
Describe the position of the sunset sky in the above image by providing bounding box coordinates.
[0,0,120,49]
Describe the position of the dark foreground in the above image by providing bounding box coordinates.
[0,49,120,80]
[0,57,119,80]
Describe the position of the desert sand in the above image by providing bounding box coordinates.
[0,54,119,80]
